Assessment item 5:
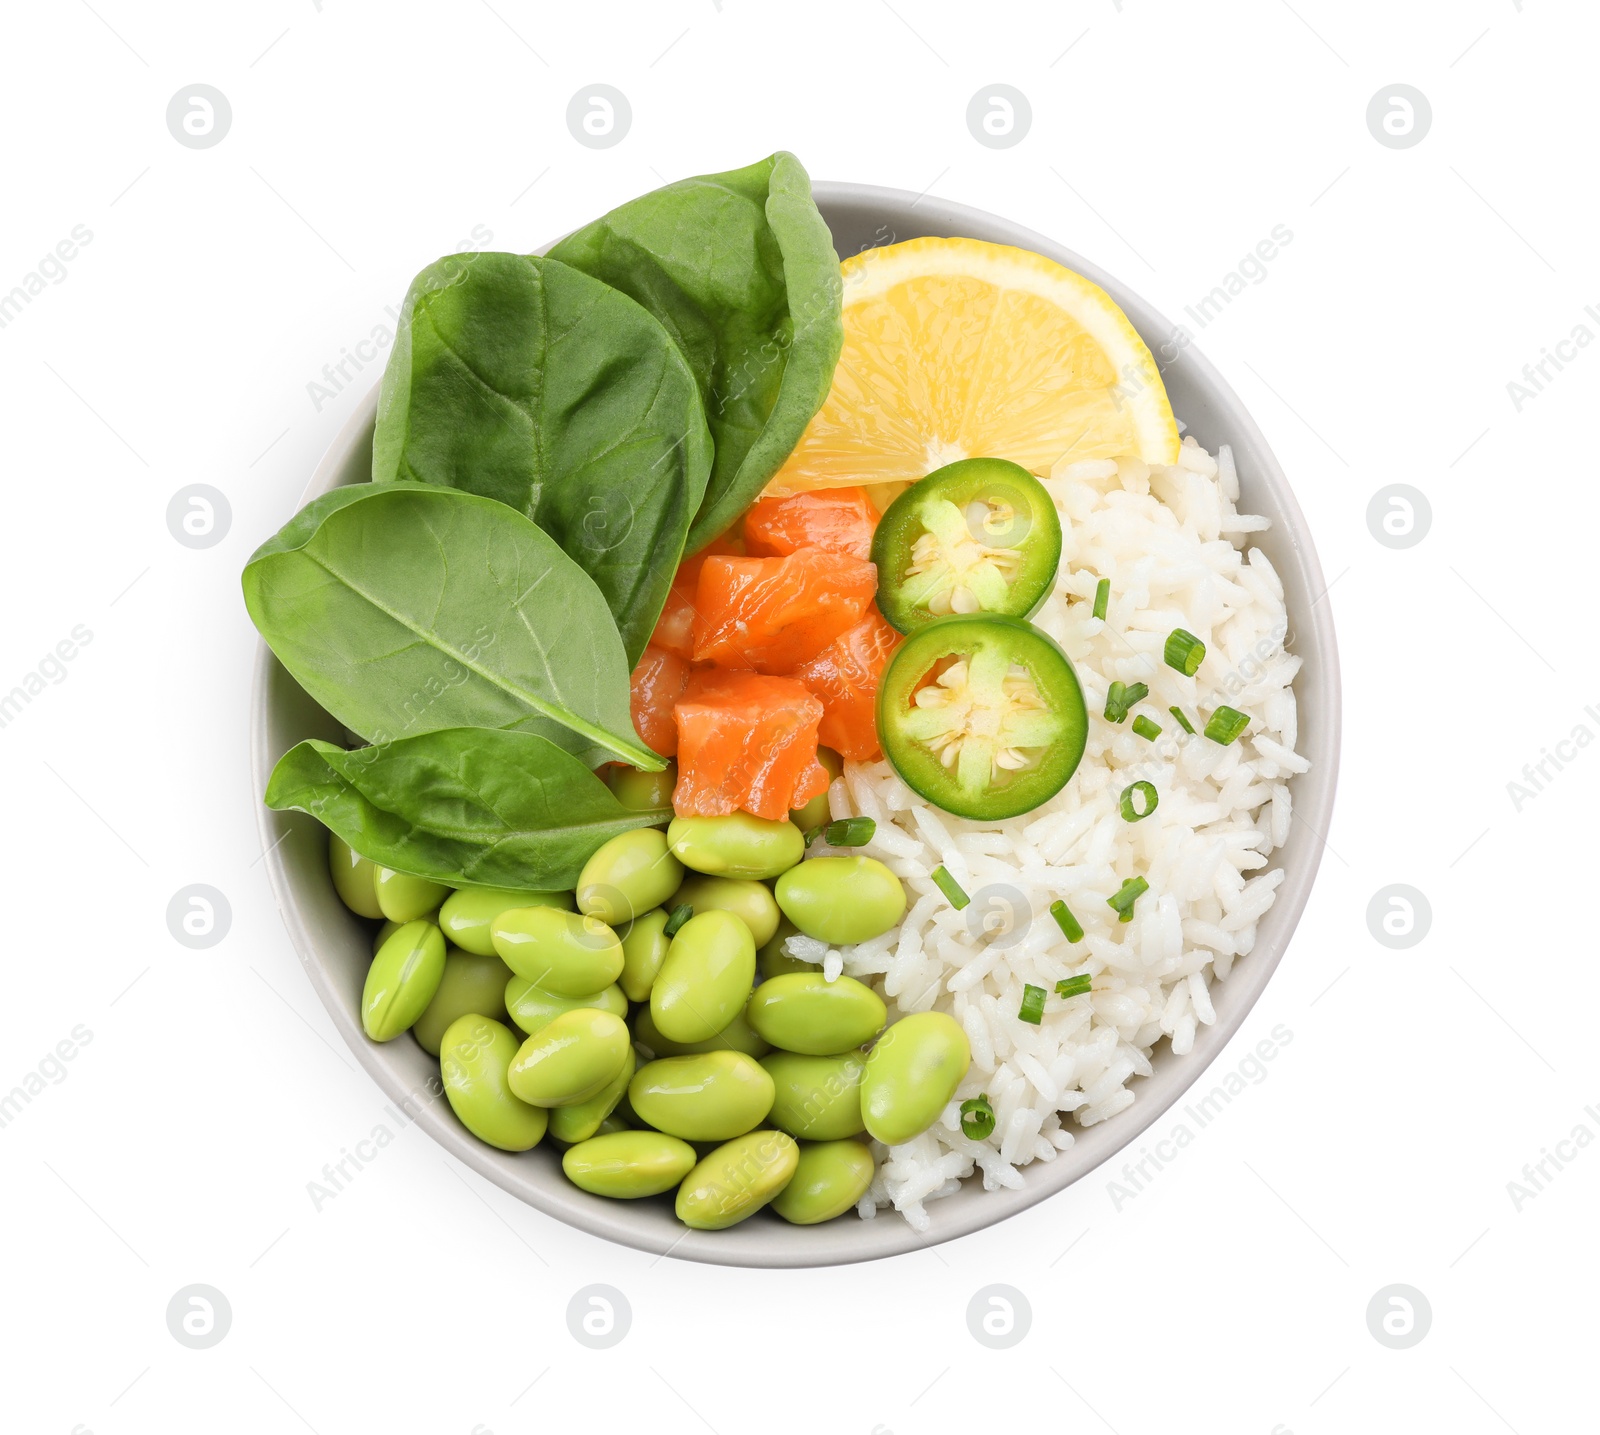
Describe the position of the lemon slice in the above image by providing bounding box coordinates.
[768,237,1179,494]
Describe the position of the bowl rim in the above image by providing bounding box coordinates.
[249,179,1342,1267]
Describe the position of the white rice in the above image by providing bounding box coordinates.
[835,438,1305,1229]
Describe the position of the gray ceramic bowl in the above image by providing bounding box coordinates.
[251,182,1341,1267]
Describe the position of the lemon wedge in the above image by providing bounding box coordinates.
[768,237,1179,494]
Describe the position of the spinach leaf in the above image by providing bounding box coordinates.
[371,251,712,665]
[267,729,671,890]
[549,151,842,553]
[242,482,661,770]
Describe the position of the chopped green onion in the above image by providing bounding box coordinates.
[1105,680,1149,724]
[1204,705,1251,744]
[1055,974,1093,999]
[1107,876,1149,922]
[959,1094,996,1140]
[1131,714,1162,741]
[663,903,695,938]
[824,816,875,847]
[1092,578,1110,621]
[1049,899,1084,943]
[932,865,970,910]
[1120,781,1158,822]
[1019,984,1047,1024]
[1169,704,1196,735]
[803,825,823,847]
[1164,628,1206,676]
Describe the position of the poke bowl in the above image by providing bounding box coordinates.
[250,167,1341,1267]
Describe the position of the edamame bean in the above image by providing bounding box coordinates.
[775,857,907,946]
[329,835,383,919]
[629,1052,775,1142]
[505,976,627,1036]
[412,948,513,1055]
[760,1052,866,1140]
[675,1130,798,1230]
[674,874,781,947]
[770,1139,875,1225]
[667,812,804,879]
[439,887,572,956]
[577,829,683,926]
[549,1049,636,1144]
[790,747,843,833]
[375,867,451,923]
[632,1006,769,1060]
[607,762,678,813]
[860,1011,971,1146]
[507,1008,631,1108]
[439,1014,548,1151]
[374,918,401,953]
[651,909,756,1043]
[757,918,818,980]
[362,920,447,1042]
[562,1130,697,1199]
[491,907,624,995]
[618,908,670,1003]
[745,973,886,1056]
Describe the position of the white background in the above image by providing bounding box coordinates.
[2,1,1595,1431]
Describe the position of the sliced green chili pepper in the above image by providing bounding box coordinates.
[877,615,1088,822]
[871,458,1063,633]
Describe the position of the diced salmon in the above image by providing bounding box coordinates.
[673,670,829,820]
[743,488,877,561]
[630,645,690,757]
[693,548,877,674]
[792,608,902,761]
[650,536,743,660]
[650,575,698,661]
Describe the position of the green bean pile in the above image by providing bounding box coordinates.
[332,789,974,1230]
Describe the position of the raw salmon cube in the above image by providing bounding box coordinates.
[692,548,877,674]
[792,608,902,761]
[673,670,829,820]
[743,487,877,561]
[649,537,742,660]
[630,645,690,757]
